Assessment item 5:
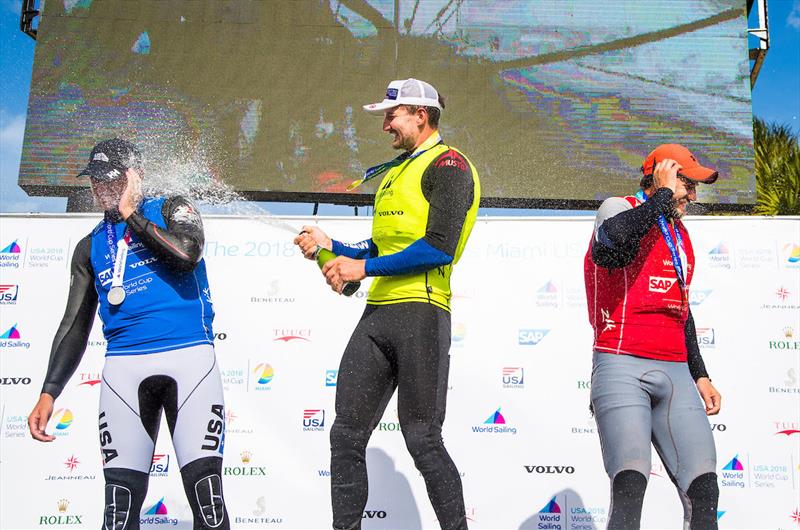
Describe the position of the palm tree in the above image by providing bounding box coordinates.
[753,118,800,215]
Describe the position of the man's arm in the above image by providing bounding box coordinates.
[685,309,709,381]
[40,235,98,399]
[685,308,721,415]
[591,188,673,269]
[365,149,474,276]
[125,196,205,273]
[331,239,377,259]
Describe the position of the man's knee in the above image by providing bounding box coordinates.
[608,469,648,530]
[330,420,370,453]
[687,472,719,530]
[402,423,442,462]
[180,457,228,529]
[103,468,149,530]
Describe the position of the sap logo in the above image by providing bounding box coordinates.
[376,210,404,217]
[690,290,713,306]
[97,267,113,286]
[363,510,387,519]
[0,284,18,304]
[524,465,575,474]
[648,276,676,293]
[129,257,158,269]
[325,370,338,387]
[518,329,549,346]
[710,424,727,432]
[0,377,31,385]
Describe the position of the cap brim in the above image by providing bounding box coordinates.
[362,101,400,115]
[77,161,127,182]
[681,166,719,184]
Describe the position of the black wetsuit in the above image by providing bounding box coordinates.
[330,148,476,530]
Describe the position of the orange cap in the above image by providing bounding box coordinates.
[641,144,718,184]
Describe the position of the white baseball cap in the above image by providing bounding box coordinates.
[363,78,442,115]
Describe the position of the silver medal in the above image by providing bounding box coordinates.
[107,286,126,306]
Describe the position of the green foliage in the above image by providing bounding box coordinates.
[753,118,800,215]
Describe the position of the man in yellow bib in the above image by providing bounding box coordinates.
[295,78,480,530]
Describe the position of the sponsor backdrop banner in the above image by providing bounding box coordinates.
[1,214,798,529]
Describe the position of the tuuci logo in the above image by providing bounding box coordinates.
[0,284,18,304]
[273,329,311,342]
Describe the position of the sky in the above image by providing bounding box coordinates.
[1,0,798,214]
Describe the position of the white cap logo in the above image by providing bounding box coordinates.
[93,152,109,162]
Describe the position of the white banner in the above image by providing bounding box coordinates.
[1,214,798,529]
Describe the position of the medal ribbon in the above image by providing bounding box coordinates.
[635,190,687,287]
[105,221,132,290]
[347,133,444,191]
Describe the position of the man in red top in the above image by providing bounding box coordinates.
[584,144,722,530]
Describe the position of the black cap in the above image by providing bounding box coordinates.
[77,138,142,182]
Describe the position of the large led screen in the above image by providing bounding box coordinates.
[19,0,755,206]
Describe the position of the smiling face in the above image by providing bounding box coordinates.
[382,105,425,151]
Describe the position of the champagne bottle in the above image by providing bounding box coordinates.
[314,246,361,297]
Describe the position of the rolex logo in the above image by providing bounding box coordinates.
[57,499,69,513]
[785,327,794,338]
[240,451,251,464]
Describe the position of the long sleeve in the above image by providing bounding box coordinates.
[685,309,710,381]
[125,196,205,273]
[591,188,674,269]
[41,235,98,399]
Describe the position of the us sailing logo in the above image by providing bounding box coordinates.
[303,409,326,431]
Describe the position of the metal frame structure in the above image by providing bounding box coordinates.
[747,0,770,88]
[19,0,38,39]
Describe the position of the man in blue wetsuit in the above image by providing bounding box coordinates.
[28,139,229,530]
